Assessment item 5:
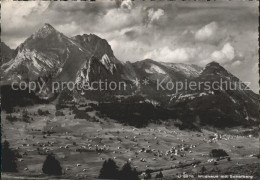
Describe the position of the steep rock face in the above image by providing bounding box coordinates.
[2,48,63,81]
[100,54,117,74]
[71,34,114,58]
[1,42,15,64]
[17,23,70,55]
[75,54,118,85]
[1,24,119,82]
[1,23,82,81]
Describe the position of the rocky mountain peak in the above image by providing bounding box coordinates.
[206,61,221,67]
[201,61,229,76]
[71,34,114,58]
[33,23,58,39]
[43,23,55,29]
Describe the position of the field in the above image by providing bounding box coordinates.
[1,102,259,179]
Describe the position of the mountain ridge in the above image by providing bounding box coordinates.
[0,24,233,85]
[1,23,259,127]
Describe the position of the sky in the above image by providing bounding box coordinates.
[1,0,259,92]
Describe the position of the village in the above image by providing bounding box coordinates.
[2,102,259,179]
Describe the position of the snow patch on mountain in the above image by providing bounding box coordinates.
[145,64,166,74]
[163,63,201,77]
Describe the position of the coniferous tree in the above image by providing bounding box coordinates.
[119,162,139,180]
[99,158,119,179]
[2,140,18,172]
[42,155,62,175]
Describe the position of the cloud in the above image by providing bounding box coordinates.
[2,1,49,32]
[210,43,235,64]
[147,8,165,24]
[231,60,241,67]
[195,22,227,44]
[120,0,134,10]
[110,39,147,61]
[144,46,196,63]
[124,30,138,40]
[1,1,51,47]
[195,22,218,41]
[93,7,143,32]
[221,43,235,60]
[55,21,85,36]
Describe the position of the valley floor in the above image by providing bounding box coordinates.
[1,104,259,179]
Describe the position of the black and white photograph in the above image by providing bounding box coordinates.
[1,0,259,179]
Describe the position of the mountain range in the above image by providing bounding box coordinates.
[1,23,259,128]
